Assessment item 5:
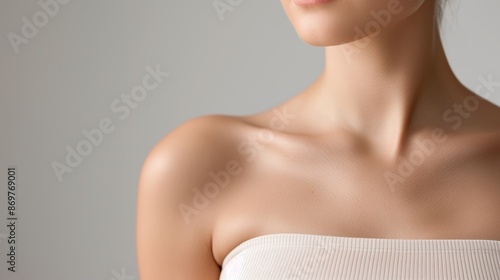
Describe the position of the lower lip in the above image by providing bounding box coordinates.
[293,0,331,6]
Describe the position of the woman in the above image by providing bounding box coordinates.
[136,0,500,279]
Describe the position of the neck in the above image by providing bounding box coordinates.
[306,0,465,161]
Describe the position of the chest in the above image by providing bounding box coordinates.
[210,142,500,265]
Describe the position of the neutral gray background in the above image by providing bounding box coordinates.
[0,1,499,279]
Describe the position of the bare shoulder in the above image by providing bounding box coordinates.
[136,114,258,280]
[138,112,278,208]
[138,113,263,214]
[142,115,247,170]
[451,94,500,157]
[138,114,257,204]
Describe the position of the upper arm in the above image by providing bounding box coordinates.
[136,116,230,280]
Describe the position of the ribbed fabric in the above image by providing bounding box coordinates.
[219,233,500,280]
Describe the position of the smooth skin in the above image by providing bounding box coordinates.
[136,0,500,279]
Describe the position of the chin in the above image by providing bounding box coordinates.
[291,17,361,47]
[282,0,428,47]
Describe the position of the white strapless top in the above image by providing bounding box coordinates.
[219,233,500,280]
